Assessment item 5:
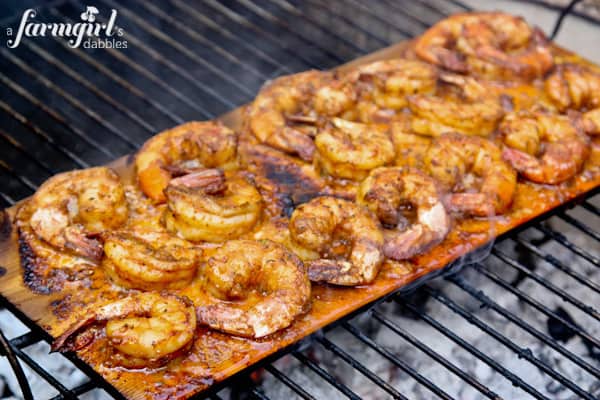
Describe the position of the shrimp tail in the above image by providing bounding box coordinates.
[51,315,97,352]
[196,305,253,338]
[63,227,103,262]
[445,193,495,217]
[273,127,316,162]
[169,169,226,194]
[383,226,432,260]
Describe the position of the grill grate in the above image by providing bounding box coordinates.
[0,1,599,399]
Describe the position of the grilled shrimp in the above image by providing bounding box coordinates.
[582,108,600,135]
[415,12,553,81]
[196,240,310,338]
[28,167,127,262]
[135,121,238,202]
[103,230,202,290]
[545,64,600,112]
[408,74,504,137]
[52,292,196,368]
[357,167,450,260]
[347,59,438,122]
[425,133,517,217]
[290,197,384,286]
[315,118,395,180]
[500,111,590,184]
[247,71,354,161]
[164,169,262,242]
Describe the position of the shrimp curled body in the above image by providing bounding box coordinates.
[135,121,238,202]
[290,197,384,286]
[500,111,590,184]
[103,230,202,291]
[197,240,311,338]
[415,12,553,81]
[164,169,263,242]
[358,167,450,260]
[425,133,517,216]
[52,292,196,368]
[28,167,127,262]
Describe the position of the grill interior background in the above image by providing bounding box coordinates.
[0,0,598,399]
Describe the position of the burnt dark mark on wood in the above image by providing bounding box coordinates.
[18,229,63,294]
[0,209,12,241]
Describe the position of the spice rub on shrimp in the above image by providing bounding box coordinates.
[315,118,395,180]
[246,70,355,161]
[348,59,438,123]
[135,121,238,202]
[103,230,202,291]
[357,167,450,260]
[164,169,263,242]
[500,111,590,184]
[415,12,553,81]
[425,133,517,217]
[196,240,310,338]
[408,74,504,137]
[52,292,196,368]
[27,167,127,262]
[290,197,384,286]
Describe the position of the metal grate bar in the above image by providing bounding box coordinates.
[492,248,600,321]
[167,0,294,75]
[9,345,78,400]
[102,0,257,99]
[44,28,185,124]
[292,350,362,400]
[0,329,33,400]
[343,322,454,400]
[0,191,16,206]
[23,41,158,134]
[76,1,235,112]
[316,335,407,400]
[535,224,599,266]
[446,274,600,379]
[0,49,141,149]
[513,236,600,293]
[48,380,96,400]
[202,0,326,70]
[379,0,437,28]
[51,5,212,119]
[133,0,271,82]
[370,310,502,400]
[264,364,317,400]
[558,212,600,241]
[424,285,597,400]
[343,0,421,38]
[582,200,600,216]
[399,299,550,400]
[0,129,56,176]
[267,0,369,55]
[303,0,391,47]
[251,387,271,400]
[0,71,118,159]
[234,0,349,63]
[469,262,600,349]
[0,99,90,169]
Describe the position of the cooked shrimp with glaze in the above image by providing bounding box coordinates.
[196,240,310,338]
[53,292,196,368]
[27,167,127,262]
[315,118,395,180]
[425,133,517,217]
[500,111,590,184]
[357,167,450,260]
[135,121,238,202]
[408,74,504,137]
[247,70,355,161]
[290,196,384,286]
[164,169,263,242]
[347,59,438,122]
[415,12,553,81]
[103,230,202,291]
